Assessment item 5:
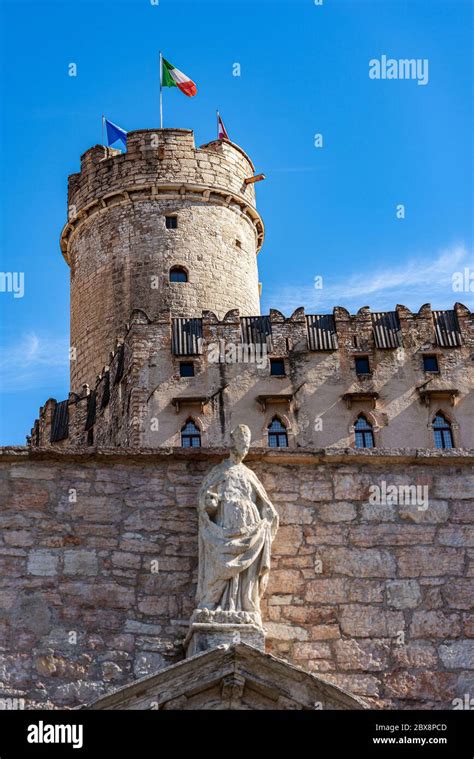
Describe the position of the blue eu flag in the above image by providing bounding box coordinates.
[104,118,127,148]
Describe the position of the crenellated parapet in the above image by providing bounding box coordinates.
[65,130,259,222]
[29,302,474,451]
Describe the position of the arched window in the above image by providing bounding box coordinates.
[354,414,374,449]
[268,417,288,448]
[432,413,454,449]
[169,266,188,283]
[181,419,201,448]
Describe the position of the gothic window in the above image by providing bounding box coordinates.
[268,417,288,448]
[170,266,188,283]
[181,419,201,448]
[354,414,374,448]
[432,413,454,449]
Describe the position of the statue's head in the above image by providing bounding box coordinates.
[230,424,251,462]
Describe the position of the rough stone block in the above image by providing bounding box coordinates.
[384,671,457,701]
[293,641,332,659]
[397,547,465,577]
[322,547,396,578]
[410,611,461,638]
[305,579,347,604]
[265,622,308,641]
[443,580,474,610]
[27,550,59,577]
[317,502,356,522]
[392,642,437,668]
[333,640,390,671]
[439,641,474,669]
[386,580,422,609]
[399,500,448,524]
[64,550,98,576]
[348,580,384,603]
[340,605,404,637]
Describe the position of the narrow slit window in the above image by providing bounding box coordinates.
[165,215,178,229]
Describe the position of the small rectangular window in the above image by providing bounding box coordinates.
[165,216,178,229]
[355,356,371,375]
[270,359,286,376]
[423,355,439,373]
[180,361,195,377]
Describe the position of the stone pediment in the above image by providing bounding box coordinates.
[85,644,367,711]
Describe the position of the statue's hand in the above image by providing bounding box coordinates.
[262,503,276,521]
[204,491,219,515]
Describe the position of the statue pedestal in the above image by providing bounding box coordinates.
[184,609,265,657]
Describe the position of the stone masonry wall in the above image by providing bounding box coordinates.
[0,448,472,710]
[69,200,260,391]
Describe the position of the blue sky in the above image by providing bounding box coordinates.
[0,0,472,444]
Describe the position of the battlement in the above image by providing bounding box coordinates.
[30,302,474,451]
[63,128,261,262]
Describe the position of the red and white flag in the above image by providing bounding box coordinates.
[217,112,230,141]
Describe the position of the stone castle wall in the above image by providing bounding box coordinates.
[0,448,472,710]
[31,302,474,450]
[64,130,264,391]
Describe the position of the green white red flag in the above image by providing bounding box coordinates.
[161,56,197,97]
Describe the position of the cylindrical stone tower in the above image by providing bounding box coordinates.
[61,128,265,390]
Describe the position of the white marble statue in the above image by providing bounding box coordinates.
[195,424,279,625]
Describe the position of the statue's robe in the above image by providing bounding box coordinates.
[196,460,278,613]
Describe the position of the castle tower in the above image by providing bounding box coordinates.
[61,128,265,390]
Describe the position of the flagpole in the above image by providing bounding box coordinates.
[102,114,105,146]
[159,51,163,129]
[216,109,219,140]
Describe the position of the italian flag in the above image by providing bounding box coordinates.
[161,57,197,97]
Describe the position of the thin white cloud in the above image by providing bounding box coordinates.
[0,332,69,392]
[262,243,474,315]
